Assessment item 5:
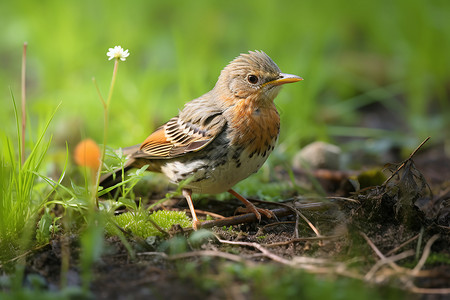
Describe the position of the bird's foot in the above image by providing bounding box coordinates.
[192,219,201,231]
[228,188,274,222]
[235,205,275,221]
[183,188,202,231]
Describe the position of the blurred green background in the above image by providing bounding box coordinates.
[1,0,449,161]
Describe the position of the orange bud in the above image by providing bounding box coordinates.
[74,139,101,170]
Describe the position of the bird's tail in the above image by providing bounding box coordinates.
[99,158,135,191]
[99,144,140,190]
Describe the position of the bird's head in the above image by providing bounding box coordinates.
[215,51,302,106]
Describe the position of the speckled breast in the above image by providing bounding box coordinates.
[160,132,277,194]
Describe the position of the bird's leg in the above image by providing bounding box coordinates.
[182,188,201,230]
[228,188,274,221]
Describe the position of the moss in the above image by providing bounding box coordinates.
[106,210,192,238]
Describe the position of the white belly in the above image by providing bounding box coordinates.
[160,148,271,194]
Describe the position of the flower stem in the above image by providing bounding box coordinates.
[94,58,119,207]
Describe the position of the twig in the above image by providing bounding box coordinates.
[147,217,169,237]
[365,250,415,281]
[382,136,430,186]
[137,251,168,258]
[294,213,300,238]
[251,197,333,211]
[416,227,424,261]
[252,199,322,238]
[137,250,246,264]
[215,236,362,279]
[385,234,419,256]
[360,231,385,258]
[179,199,332,231]
[412,234,440,275]
[216,237,292,265]
[169,250,246,263]
[262,221,296,229]
[360,231,402,273]
[184,209,226,219]
[263,235,342,247]
[326,196,360,204]
[196,207,294,230]
[409,287,450,295]
[0,243,48,266]
[297,209,321,238]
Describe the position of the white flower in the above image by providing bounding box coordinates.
[106,46,130,61]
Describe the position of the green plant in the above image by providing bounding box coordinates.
[0,95,58,262]
[105,209,192,238]
[2,1,448,155]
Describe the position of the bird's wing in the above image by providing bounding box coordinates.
[134,109,226,159]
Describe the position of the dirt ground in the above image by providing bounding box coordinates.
[20,141,450,300]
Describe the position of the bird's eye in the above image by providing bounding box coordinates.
[247,74,259,84]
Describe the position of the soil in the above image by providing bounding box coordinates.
[16,142,450,300]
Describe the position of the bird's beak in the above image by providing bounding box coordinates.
[263,73,303,87]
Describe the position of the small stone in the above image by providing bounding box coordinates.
[293,141,342,170]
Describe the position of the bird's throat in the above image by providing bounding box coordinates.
[226,98,280,156]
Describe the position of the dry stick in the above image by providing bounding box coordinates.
[360,232,403,273]
[250,197,334,210]
[140,235,447,294]
[385,234,420,257]
[20,42,27,165]
[136,251,168,258]
[297,209,321,238]
[185,209,226,219]
[142,238,360,281]
[144,247,449,294]
[382,136,431,186]
[147,217,169,237]
[169,250,247,263]
[408,236,450,295]
[294,213,300,238]
[137,250,246,264]
[1,244,48,267]
[263,235,342,248]
[437,224,450,230]
[365,250,415,281]
[197,207,294,229]
[416,227,425,261]
[326,196,360,204]
[410,287,450,295]
[412,234,440,275]
[215,236,362,279]
[250,199,322,238]
[191,200,330,231]
[216,237,293,265]
[359,232,445,292]
[262,221,296,228]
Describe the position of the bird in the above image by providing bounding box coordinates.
[100,50,302,230]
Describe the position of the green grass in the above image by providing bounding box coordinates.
[0,95,57,262]
[1,0,448,154]
[0,1,449,298]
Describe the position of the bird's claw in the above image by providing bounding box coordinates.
[235,206,274,221]
[192,220,201,231]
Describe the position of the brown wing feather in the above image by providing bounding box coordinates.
[138,126,174,157]
[134,111,225,160]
